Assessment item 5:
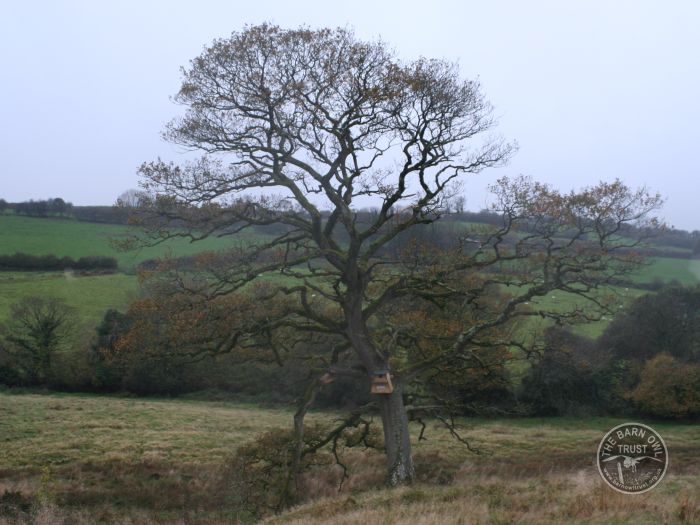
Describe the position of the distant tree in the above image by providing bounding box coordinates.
[31,200,48,217]
[73,205,130,224]
[0,199,7,214]
[89,307,187,395]
[520,327,628,416]
[453,195,466,214]
[630,353,700,418]
[0,297,75,385]
[116,189,147,208]
[49,197,66,215]
[692,235,700,256]
[598,286,700,363]
[88,309,135,391]
[15,199,47,217]
[14,201,26,215]
[131,24,663,489]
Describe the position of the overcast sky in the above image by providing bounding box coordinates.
[1,1,699,229]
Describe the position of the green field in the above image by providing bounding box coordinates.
[1,215,699,352]
[0,392,697,524]
[5,215,697,283]
[2,218,699,523]
[635,257,700,286]
[0,215,264,270]
[0,272,138,330]
[0,215,271,333]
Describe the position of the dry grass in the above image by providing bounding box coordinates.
[1,391,698,524]
[0,391,309,524]
[0,392,309,472]
[268,421,700,525]
[265,472,700,525]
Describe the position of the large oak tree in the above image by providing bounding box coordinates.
[133,24,662,487]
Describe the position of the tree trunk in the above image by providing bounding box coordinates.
[378,385,414,486]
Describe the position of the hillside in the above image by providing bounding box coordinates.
[2,214,698,280]
[0,272,138,333]
[635,257,700,286]
[0,215,270,326]
[0,392,697,524]
[0,215,263,270]
[1,214,699,343]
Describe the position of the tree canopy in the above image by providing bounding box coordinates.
[129,24,663,490]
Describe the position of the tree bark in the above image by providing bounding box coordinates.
[344,282,414,485]
[377,385,414,486]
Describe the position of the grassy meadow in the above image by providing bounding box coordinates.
[1,214,697,332]
[506,284,647,340]
[0,214,271,331]
[1,213,698,392]
[0,392,698,524]
[636,257,700,286]
[1,216,700,524]
[0,215,263,271]
[0,272,138,331]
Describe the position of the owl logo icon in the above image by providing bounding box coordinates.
[597,423,668,494]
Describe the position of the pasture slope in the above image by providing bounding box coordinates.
[1,217,699,524]
[0,215,263,324]
[1,214,698,328]
[1,213,699,388]
[0,392,698,524]
[0,215,262,270]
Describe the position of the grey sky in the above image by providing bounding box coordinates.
[1,1,699,229]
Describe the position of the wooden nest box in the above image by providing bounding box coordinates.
[371,369,394,395]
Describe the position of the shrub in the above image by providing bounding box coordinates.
[0,253,117,272]
[629,353,700,419]
[0,490,32,520]
[520,327,627,416]
[598,286,700,363]
[218,425,334,519]
[0,297,75,386]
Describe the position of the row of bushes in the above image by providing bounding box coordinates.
[0,253,117,271]
[520,330,700,419]
[3,195,700,254]
[72,206,132,224]
[2,198,72,217]
[1,298,505,411]
[519,286,700,418]
[0,198,133,225]
[0,299,371,407]
[2,286,700,419]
